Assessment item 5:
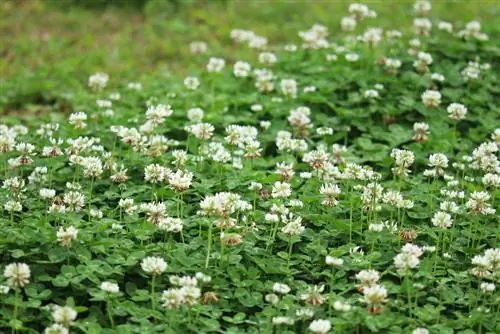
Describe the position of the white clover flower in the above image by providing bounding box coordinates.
[431,73,445,82]
[272,181,292,198]
[233,61,252,77]
[272,316,295,325]
[364,89,379,99]
[258,52,277,66]
[414,18,432,35]
[57,226,78,247]
[187,108,204,122]
[100,281,120,293]
[127,82,142,90]
[308,319,331,334]
[280,79,298,98]
[413,122,430,141]
[431,211,453,228]
[447,103,468,120]
[325,256,343,266]
[4,200,22,212]
[281,213,305,236]
[44,323,69,334]
[68,112,87,129]
[52,306,77,326]
[363,284,388,304]
[4,263,30,288]
[168,169,193,192]
[141,256,167,275]
[394,252,420,270]
[0,284,10,294]
[356,269,380,287]
[161,288,184,309]
[88,72,109,91]
[40,188,56,199]
[190,41,207,54]
[273,282,291,294]
[414,0,431,15]
[412,328,430,334]
[265,293,280,304]
[185,123,214,140]
[421,90,441,108]
[480,282,496,293]
[438,21,453,33]
[296,308,315,318]
[207,57,225,72]
[333,300,352,312]
[341,16,357,31]
[345,53,359,62]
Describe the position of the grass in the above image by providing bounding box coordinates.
[1,0,499,113]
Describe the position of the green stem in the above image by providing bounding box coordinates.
[88,178,94,220]
[205,222,213,269]
[107,301,115,328]
[286,236,293,273]
[12,289,19,334]
[406,275,412,319]
[151,275,156,312]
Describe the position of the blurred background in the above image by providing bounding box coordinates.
[1,0,499,113]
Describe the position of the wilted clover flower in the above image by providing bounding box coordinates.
[4,262,31,288]
[141,256,167,275]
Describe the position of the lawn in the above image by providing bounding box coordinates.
[0,1,499,333]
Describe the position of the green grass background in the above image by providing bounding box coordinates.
[1,0,499,113]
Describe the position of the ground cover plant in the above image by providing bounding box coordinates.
[1,1,499,333]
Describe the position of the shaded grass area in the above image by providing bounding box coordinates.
[1,0,499,113]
